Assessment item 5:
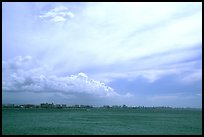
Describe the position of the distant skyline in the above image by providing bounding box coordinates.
[2,2,202,108]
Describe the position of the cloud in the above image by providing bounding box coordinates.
[4,3,201,79]
[36,2,201,83]
[124,92,134,98]
[181,69,202,83]
[90,61,202,84]
[2,56,122,101]
[39,6,74,23]
[2,3,202,107]
[150,95,178,101]
[196,93,202,96]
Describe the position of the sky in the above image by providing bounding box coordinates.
[2,2,202,108]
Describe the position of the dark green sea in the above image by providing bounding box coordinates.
[2,108,202,135]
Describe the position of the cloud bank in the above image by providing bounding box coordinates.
[2,56,133,105]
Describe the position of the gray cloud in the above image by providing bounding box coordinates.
[2,56,121,101]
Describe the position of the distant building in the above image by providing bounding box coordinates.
[7,104,15,108]
[14,105,21,108]
[40,103,54,108]
[103,105,110,108]
[122,105,128,108]
[62,104,66,108]
[24,104,35,108]
[55,104,62,108]
[74,105,80,108]
[112,105,121,108]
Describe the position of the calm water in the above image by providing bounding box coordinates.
[2,108,202,135]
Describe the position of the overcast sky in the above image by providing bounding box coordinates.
[2,2,202,107]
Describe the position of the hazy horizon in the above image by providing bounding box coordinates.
[2,2,202,108]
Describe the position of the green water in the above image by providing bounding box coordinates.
[2,108,202,135]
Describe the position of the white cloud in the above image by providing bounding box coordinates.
[2,56,121,100]
[10,3,201,81]
[52,6,68,12]
[4,3,202,76]
[51,16,66,22]
[39,3,200,81]
[124,92,134,98]
[39,6,74,23]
